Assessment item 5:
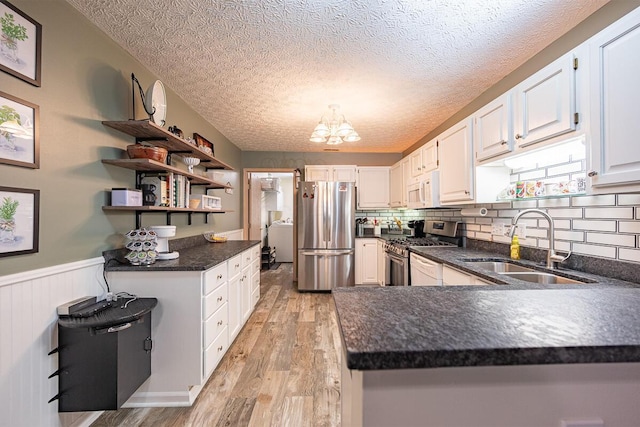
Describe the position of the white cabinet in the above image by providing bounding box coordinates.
[227,253,243,341]
[514,51,577,148]
[442,265,494,286]
[588,7,640,191]
[439,118,474,204]
[355,238,378,285]
[356,167,390,209]
[474,92,513,163]
[377,239,385,286]
[305,165,357,182]
[410,139,438,178]
[389,157,409,208]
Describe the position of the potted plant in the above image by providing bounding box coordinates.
[0,104,21,150]
[0,196,19,243]
[0,12,27,62]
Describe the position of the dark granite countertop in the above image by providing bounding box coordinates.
[333,286,640,370]
[104,240,261,272]
[408,246,639,289]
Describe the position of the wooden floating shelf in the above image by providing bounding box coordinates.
[101,159,230,189]
[102,120,234,170]
[103,206,231,213]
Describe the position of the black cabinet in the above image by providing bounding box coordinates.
[54,298,157,412]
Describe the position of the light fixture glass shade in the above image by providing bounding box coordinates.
[326,135,343,145]
[313,123,330,137]
[337,122,353,137]
[343,132,361,142]
[309,135,326,143]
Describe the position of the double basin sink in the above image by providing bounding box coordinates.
[465,260,589,285]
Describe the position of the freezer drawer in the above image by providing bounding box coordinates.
[297,249,355,291]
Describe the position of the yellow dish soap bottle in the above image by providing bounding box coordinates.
[510,235,520,260]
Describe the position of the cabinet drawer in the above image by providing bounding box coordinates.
[251,270,260,293]
[251,258,260,276]
[204,263,227,295]
[228,254,242,278]
[241,248,253,269]
[204,326,229,378]
[251,284,260,306]
[204,282,227,320]
[251,244,260,261]
[204,302,228,348]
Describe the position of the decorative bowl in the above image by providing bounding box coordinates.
[127,144,168,163]
[203,232,227,243]
[182,156,201,172]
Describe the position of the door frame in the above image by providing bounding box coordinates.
[242,168,299,278]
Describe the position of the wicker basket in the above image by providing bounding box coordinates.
[127,144,168,163]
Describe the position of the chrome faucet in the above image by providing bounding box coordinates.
[510,208,571,269]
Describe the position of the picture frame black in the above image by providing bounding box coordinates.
[0,90,39,168]
[193,132,214,157]
[0,0,42,87]
[0,186,39,257]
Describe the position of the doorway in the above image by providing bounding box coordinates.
[243,169,298,277]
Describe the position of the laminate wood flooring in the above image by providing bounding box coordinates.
[92,263,342,427]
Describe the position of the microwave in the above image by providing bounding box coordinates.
[407,171,440,209]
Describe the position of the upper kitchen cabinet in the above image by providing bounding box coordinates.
[356,167,390,209]
[474,92,513,163]
[389,157,409,208]
[588,7,640,192]
[409,139,438,178]
[513,51,577,149]
[304,165,357,182]
[439,118,474,204]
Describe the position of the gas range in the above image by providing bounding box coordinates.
[383,220,462,258]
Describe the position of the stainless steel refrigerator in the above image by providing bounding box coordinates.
[297,181,355,291]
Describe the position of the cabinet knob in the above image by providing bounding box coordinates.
[464,190,470,195]
[217,320,223,326]
[499,140,507,145]
[217,296,223,302]
[235,263,240,268]
[217,274,223,279]
[515,134,522,139]
[218,346,224,352]
[587,170,598,177]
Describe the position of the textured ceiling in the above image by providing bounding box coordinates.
[66,0,608,153]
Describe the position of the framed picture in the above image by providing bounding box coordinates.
[193,133,214,156]
[0,90,39,168]
[0,1,41,86]
[0,186,39,257]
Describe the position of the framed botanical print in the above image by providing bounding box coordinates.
[0,186,39,257]
[0,90,39,168]
[0,0,41,86]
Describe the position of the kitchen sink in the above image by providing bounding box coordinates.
[498,271,588,285]
[465,261,534,273]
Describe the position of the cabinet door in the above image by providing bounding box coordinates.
[356,167,390,209]
[332,166,357,182]
[241,266,252,323]
[474,92,513,163]
[439,118,474,204]
[377,239,385,286]
[409,149,423,178]
[228,274,242,341]
[588,8,640,190]
[305,166,331,181]
[421,139,438,173]
[514,52,576,148]
[389,161,404,207]
[355,239,378,285]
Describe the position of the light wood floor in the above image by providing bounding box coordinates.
[92,263,342,426]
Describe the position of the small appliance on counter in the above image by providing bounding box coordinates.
[149,225,179,260]
[407,220,426,237]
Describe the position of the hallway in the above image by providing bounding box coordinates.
[92,264,342,426]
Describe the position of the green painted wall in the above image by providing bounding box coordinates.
[241,151,401,170]
[0,0,242,276]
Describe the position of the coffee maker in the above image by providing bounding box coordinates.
[407,220,426,237]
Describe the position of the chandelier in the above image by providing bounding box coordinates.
[309,104,361,145]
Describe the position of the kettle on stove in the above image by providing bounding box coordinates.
[407,220,426,238]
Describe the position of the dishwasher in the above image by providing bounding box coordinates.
[410,253,442,286]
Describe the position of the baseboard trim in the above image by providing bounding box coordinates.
[121,386,202,408]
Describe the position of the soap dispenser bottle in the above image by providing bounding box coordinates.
[510,235,520,260]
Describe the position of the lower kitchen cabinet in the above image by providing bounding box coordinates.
[355,238,379,285]
[106,243,261,407]
[442,265,494,286]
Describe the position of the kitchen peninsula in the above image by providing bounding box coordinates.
[103,239,261,407]
[334,286,640,427]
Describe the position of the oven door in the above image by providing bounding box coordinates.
[385,251,409,286]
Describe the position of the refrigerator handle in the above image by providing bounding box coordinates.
[324,183,330,242]
[300,250,353,256]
